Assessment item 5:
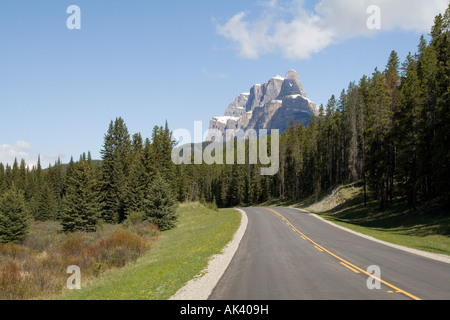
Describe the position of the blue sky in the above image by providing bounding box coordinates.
[0,0,448,167]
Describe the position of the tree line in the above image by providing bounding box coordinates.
[0,119,178,243]
[1,5,448,244]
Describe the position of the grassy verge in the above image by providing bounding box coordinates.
[58,202,240,300]
[294,182,450,256]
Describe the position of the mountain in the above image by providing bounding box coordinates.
[207,70,318,141]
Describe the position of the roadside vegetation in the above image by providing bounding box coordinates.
[296,182,450,257]
[0,216,159,300]
[0,203,240,300]
[58,203,240,300]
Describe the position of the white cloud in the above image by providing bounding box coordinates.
[217,12,274,59]
[217,0,448,60]
[0,141,65,168]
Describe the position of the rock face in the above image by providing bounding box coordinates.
[207,70,318,140]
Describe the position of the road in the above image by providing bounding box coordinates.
[209,207,450,300]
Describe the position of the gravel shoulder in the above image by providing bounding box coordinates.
[169,209,248,300]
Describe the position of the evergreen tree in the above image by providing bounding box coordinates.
[143,173,178,231]
[34,178,57,221]
[100,117,132,223]
[345,82,364,182]
[0,163,5,195]
[18,159,28,196]
[396,53,423,208]
[417,35,438,201]
[47,158,65,219]
[364,69,392,209]
[0,184,30,244]
[125,149,147,215]
[385,50,401,202]
[150,122,177,187]
[62,154,101,233]
[430,6,450,203]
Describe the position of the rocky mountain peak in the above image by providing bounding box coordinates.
[207,71,318,141]
[278,69,306,98]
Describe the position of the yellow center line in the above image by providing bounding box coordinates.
[340,262,360,274]
[267,208,421,301]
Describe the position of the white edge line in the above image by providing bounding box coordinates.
[169,208,249,300]
[291,207,450,265]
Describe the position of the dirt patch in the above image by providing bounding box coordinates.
[305,187,348,213]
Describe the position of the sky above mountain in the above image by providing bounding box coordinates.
[0,0,447,167]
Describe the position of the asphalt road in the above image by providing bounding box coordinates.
[209,207,450,300]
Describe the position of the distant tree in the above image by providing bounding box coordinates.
[34,178,57,221]
[0,163,5,195]
[47,158,65,219]
[0,184,30,244]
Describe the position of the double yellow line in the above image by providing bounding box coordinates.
[267,208,421,301]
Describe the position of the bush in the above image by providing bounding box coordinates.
[123,211,145,227]
[200,197,219,212]
[0,220,158,300]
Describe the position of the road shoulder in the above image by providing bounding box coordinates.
[292,207,450,265]
[169,208,248,300]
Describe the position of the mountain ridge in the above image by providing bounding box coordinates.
[207,70,318,140]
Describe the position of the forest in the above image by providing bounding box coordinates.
[176,6,450,212]
[0,5,449,244]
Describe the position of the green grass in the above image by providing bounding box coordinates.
[57,203,241,300]
[297,182,450,256]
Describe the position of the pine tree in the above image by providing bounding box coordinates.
[0,163,5,195]
[364,69,392,209]
[34,178,57,221]
[11,158,20,189]
[396,54,423,209]
[47,158,65,219]
[385,51,400,202]
[346,82,364,182]
[100,118,132,223]
[0,184,30,244]
[417,35,438,201]
[62,154,101,233]
[430,6,450,203]
[150,122,177,187]
[143,173,178,231]
[18,159,28,196]
[125,149,147,215]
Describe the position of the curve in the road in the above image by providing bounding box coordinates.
[209,207,450,300]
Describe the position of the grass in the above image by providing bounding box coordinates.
[57,202,241,300]
[294,182,450,256]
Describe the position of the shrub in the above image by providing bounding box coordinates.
[123,211,145,227]
[0,220,158,300]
